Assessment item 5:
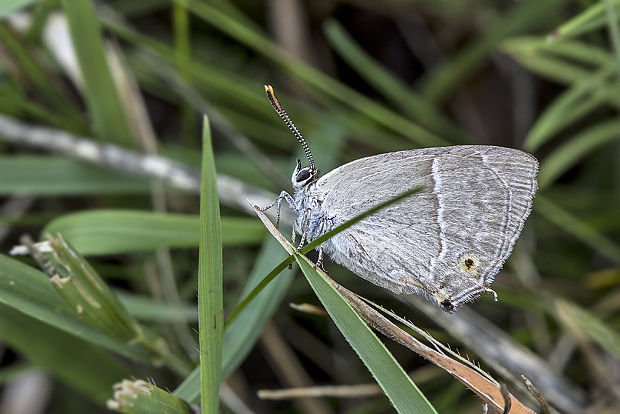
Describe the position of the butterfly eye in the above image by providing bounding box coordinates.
[296,169,311,183]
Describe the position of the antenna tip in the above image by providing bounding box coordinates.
[264,84,282,112]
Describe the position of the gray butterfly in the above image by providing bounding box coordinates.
[261,85,538,312]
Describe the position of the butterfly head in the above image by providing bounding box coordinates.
[292,158,319,188]
[264,85,319,188]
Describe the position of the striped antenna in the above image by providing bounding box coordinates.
[264,85,315,170]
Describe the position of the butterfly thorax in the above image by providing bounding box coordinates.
[293,183,335,246]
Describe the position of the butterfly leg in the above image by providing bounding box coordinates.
[315,246,327,273]
[296,229,308,252]
[258,191,295,229]
[294,208,311,253]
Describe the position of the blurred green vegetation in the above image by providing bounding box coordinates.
[0,1,618,413]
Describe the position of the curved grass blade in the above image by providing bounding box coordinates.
[605,0,620,69]
[225,185,424,328]
[553,0,620,40]
[295,254,437,414]
[554,298,620,359]
[171,0,446,147]
[524,63,618,151]
[538,118,620,188]
[300,185,424,255]
[535,196,620,266]
[324,19,465,141]
[420,0,566,103]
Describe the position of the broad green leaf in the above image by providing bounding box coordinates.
[43,210,265,255]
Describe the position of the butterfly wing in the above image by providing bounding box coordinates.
[315,145,538,308]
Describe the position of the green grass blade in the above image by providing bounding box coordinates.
[323,19,465,141]
[226,185,424,329]
[535,196,620,266]
[175,120,347,404]
[175,239,295,403]
[0,0,37,16]
[28,235,191,375]
[605,0,620,70]
[0,25,82,121]
[0,156,152,195]
[0,304,129,403]
[107,380,194,414]
[553,0,620,40]
[0,361,34,386]
[0,88,86,131]
[222,250,293,330]
[60,0,134,145]
[555,299,620,359]
[172,0,446,147]
[500,36,616,90]
[524,64,618,151]
[197,116,223,414]
[301,185,424,255]
[0,254,152,362]
[117,292,196,323]
[173,1,197,143]
[420,0,566,103]
[220,239,293,379]
[501,39,593,85]
[538,119,620,188]
[296,255,437,414]
[43,210,265,255]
